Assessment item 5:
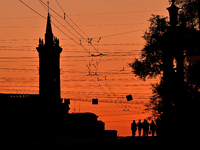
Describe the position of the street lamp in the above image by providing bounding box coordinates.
[167,0,180,27]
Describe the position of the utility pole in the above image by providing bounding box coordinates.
[160,0,181,137]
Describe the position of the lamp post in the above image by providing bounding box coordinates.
[167,0,182,84]
[163,0,180,98]
[167,0,180,28]
[160,0,181,137]
[167,0,184,96]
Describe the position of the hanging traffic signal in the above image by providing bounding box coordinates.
[126,94,133,101]
[92,98,98,104]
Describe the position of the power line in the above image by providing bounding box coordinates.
[39,0,99,53]
[38,0,83,42]
[68,10,166,17]
[14,2,147,46]
[55,0,65,15]
[39,0,81,41]
[0,17,40,20]
[83,23,148,27]
[19,0,133,111]
[55,0,89,38]
[19,0,46,20]
[51,22,91,54]
[101,29,146,38]
[86,59,131,111]
[39,0,48,11]
[20,0,91,54]
[39,1,87,42]
[51,14,82,42]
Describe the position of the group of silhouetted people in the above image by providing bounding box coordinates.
[131,119,156,137]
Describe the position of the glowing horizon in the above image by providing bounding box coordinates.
[0,0,169,136]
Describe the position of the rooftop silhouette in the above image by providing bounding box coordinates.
[0,12,117,140]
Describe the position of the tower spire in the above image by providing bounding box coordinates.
[45,12,53,45]
[46,13,53,35]
[37,8,63,103]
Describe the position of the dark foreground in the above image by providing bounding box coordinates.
[1,136,199,150]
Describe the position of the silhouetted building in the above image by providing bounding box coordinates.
[0,13,117,140]
[66,113,117,139]
[37,13,62,104]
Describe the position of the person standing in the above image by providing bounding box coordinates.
[150,120,156,137]
[131,120,137,137]
[143,119,149,137]
[137,119,143,137]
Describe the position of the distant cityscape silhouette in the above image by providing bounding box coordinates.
[0,12,117,140]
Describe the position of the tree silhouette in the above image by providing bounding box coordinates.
[130,1,200,138]
[130,15,167,81]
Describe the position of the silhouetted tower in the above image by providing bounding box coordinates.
[37,13,62,104]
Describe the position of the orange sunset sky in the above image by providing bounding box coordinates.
[0,0,170,136]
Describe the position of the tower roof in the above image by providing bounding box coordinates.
[46,13,53,36]
[45,13,53,45]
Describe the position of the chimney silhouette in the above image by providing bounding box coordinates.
[37,13,62,104]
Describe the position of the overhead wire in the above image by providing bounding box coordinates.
[19,0,46,20]
[89,75,108,95]
[54,0,99,53]
[88,58,115,96]
[19,0,133,111]
[55,0,89,38]
[67,9,165,17]
[86,51,131,110]
[39,0,48,11]
[50,14,82,42]
[87,62,130,110]
[50,1,125,107]
[39,0,99,53]
[89,82,124,109]
[20,0,91,54]
[19,0,107,95]
[87,52,133,110]
[38,2,84,40]
[39,0,81,41]
[101,29,146,38]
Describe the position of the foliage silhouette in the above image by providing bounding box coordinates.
[130,1,200,138]
[130,15,167,81]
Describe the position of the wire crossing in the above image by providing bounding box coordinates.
[20,0,92,54]
[40,0,100,54]
[39,0,99,53]
[19,0,133,111]
[55,0,89,38]
[19,0,46,20]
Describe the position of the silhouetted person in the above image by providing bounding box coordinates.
[131,120,137,137]
[143,119,149,137]
[137,119,143,137]
[150,120,156,137]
